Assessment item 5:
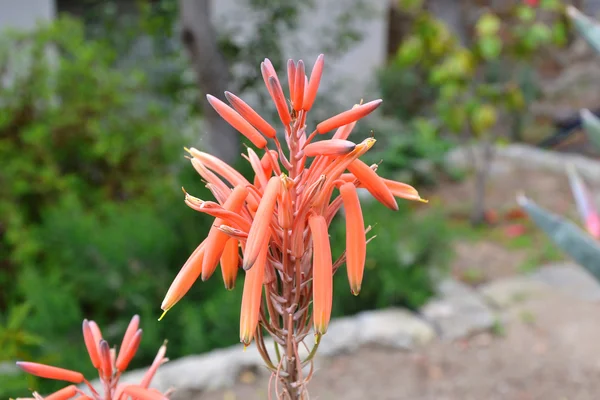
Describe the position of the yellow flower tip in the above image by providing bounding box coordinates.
[418,197,429,204]
[158,309,169,322]
[351,287,361,296]
[183,146,191,153]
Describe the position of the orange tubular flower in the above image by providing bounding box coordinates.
[303,139,356,157]
[240,244,268,345]
[45,385,78,400]
[160,53,426,397]
[221,237,240,290]
[347,159,399,211]
[202,185,249,281]
[308,215,333,335]
[339,182,366,295]
[16,362,84,384]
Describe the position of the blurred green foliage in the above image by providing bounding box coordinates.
[2,6,450,399]
[330,200,449,314]
[377,0,565,163]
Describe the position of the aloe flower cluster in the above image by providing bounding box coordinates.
[520,6,600,285]
[160,54,425,397]
[14,316,169,400]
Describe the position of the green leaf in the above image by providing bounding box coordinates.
[475,13,501,37]
[477,36,503,60]
[519,195,600,282]
[567,6,600,55]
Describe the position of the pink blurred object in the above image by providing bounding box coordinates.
[505,223,527,238]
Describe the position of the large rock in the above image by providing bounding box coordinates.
[445,144,600,185]
[110,308,435,394]
[479,276,550,310]
[421,279,495,340]
[530,262,600,302]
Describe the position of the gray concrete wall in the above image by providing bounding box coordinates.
[0,0,55,31]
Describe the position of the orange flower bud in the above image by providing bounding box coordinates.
[225,91,276,138]
[16,362,84,384]
[99,340,112,380]
[116,314,139,368]
[293,60,305,112]
[268,76,292,126]
[45,385,78,400]
[339,183,366,295]
[202,185,249,280]
[123,385,168,400]
[160,241,206,318]
[303,54,324,111]
[308,215,333,335]
[303,139,356,157]
[383,178,427,202]
[347,159,398,211]
[240,243,268,345]
[221,238,240,290]
[243,176,280,270]
[116,329,142,372]
[316,99,382,134]
[287,59,296,101]
[332,104,361,140]
[82,320,101,369]
[140,341,167,388]
[206,95,267,148]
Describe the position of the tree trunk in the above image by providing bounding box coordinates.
[179,0,239,164]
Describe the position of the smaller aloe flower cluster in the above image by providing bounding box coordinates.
[14,316,169,400]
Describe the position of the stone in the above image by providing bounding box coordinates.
[444,144,600,185]
[421,279,495,340]
[355,308,435,349]
[530,262,600,302]
[479,276,550,309]
[318,316,361,356]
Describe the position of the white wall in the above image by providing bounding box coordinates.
[0,0,55,31]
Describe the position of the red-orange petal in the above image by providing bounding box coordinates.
[287,59,296,101]
[268,76,292,126]
[202,185,248,280]
[45,385,78,400]
[140,342,167,388]
[293,60,305,112]
[99,340,112,380]
[316,99,382,134]
[332,104,361,140]
[240,243,268,345]
[347,159,398,211]
[206,94,267,148]
[115,329,142,372]
[160,241,206,315]
[221,238,240,290]
[224,91,276,138]
[82,320,101,369]
[116,314,140,369]
[339,183,366,295]
[243,176,280,270]
[383,178,426,202]
[123,385,168,400]
[302,54,324,111]
[303,139,356,157]
[16,362,84,384]
[308,215,333,335]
